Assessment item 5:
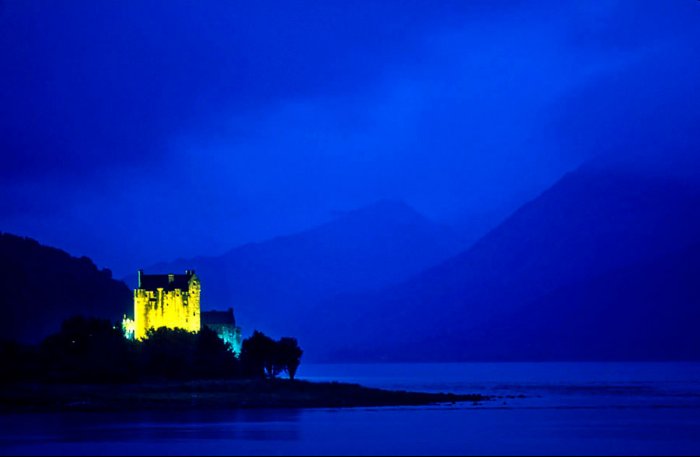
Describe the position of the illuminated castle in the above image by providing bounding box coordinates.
[122,270,243,354]
[132,270,201,340]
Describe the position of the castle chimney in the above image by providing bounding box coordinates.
[138,269,144,288]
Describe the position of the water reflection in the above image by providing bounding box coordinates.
[0,409,303,455]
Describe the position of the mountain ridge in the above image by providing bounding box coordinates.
[304,166,700,361]
[0,232,132,344]
[133,200,466,337]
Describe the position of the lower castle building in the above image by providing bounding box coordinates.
[123,269,242,354]
[202,308,243,356]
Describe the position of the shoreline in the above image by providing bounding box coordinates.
[0,379,490,413]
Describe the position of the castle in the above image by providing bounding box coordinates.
[123,270,241,354]
[132,270,201,340]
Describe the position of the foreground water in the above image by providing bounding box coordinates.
[2,363,700,456]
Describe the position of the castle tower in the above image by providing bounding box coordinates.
[133,270,201,340]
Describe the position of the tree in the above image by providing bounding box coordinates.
[277,337,303,380]
[241,332,304,380]
[139,328,198,380]
[39,316,135,382]
[241,331,280,379]
[194,326,239,378]
[0,339,38,382]
[138,327,239,380]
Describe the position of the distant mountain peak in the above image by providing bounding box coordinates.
[307,164,700,362]
[137,200,465,338]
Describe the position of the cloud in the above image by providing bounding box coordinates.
[0,1,518,182]
[170,4,634,222]
[550,1,700,174]
[1,0,699,273]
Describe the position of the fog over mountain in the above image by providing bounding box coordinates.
[134,201,464,337]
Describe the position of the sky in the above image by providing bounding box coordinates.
[1,0,699,276]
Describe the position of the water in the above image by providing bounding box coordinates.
[2,363,700,455]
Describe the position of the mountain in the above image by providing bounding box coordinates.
[134,201,464,337]
[0,233,132,344]
[456,242,700,361]
[310,166,700,361]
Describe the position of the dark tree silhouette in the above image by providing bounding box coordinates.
[241,331,304,380]
[7,316,299,383]
[139,328,198,380]
[194,326,239,378]
[0,339,38,383]
[139,327,239,380]
[241,331,280,379]
[39,316,135,382]
[277,337,303,380]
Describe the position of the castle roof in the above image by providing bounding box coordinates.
[202,309,236,326]
[137,270,196,291]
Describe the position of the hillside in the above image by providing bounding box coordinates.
[134,200,464,337]
[453,242,700,361]
[308,167,700,361]
[0,233,132,344]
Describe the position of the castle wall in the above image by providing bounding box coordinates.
[134,277,201,340]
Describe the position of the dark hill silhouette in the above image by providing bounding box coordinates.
[308,167,700,361]
[132,200,464,337]
[0,233,132,344]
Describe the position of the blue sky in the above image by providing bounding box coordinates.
[1,0,699,275]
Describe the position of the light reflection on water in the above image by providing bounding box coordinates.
[2,363,700,456]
